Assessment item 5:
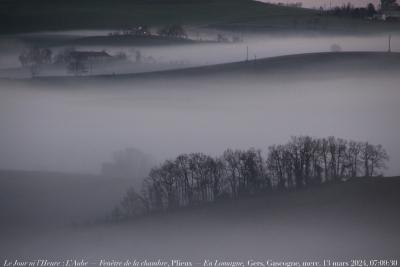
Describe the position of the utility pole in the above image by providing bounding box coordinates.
[246,46,249,62]
[388,34,392,53]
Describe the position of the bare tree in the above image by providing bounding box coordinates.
[381,0,398,10]
[119,187,148,218]
[67,60,87,76]
[19,47,52,77]
[158,25,187,39]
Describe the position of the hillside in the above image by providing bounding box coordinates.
[0,170,135,227]
[1,175,399,259]
[20,52,400,85]
[69,35,210,46]
[116,51,400,79]
[0,0,311,34]
[0,0,399,34]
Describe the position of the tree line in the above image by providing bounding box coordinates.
[111,136,389,220]
[324,0,400,19]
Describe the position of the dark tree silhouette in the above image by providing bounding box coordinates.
[158,25,187,39]
[67,60,87,76]
[362,143,389,177]
[19,47,52,77]
[114,136,389,219]
[367,3,377,17]
[19,47,52,67]
[381,0,398,9]
[120,187,148,217]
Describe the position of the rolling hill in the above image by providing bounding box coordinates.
[0,173,399,259]
[18,52,400,85]
[0,0,311,33]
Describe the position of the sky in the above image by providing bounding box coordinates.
[263,0,381,8]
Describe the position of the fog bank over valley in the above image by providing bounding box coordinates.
[0,53,399,176]
[0,33,398,76]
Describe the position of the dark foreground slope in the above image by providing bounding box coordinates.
[0,170,135,227]
[1,0,399,34]
[0,0,310,34]
[1,176,399,259]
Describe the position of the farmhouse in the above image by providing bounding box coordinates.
[382,9,400,20]
[69,50,112,63]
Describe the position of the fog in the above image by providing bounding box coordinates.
[0,33,398,75]
[0,63,399,176]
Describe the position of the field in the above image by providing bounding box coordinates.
[19,52,400,84]
[0,170,134,227]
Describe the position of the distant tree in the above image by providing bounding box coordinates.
[367,3,377,17]
[350,7,368,18]
[132,25,151,36]
[54,47,75,65]
[361,143,389,177]
[19,47,52,77]
[346,141,363,177]
[217,33,229,43]
[115,51,128,61]
[142,170,164,211]
[135,50,142,63]
[380,0,398,9]
[232,36,243,43]
[369,144,389,176]
[361,142,373,177]
[67,60,87,76]
[19,47,52,67]
[101,147,154,180]
[330,44,342,52]
[119,187,148,217]
[110,206,124,221]
[361,143,388,177]
[222,149,241,198]
[267,145,287,190]
[329,2,372,18]
[18,51,30,67]
[158,25,187,39]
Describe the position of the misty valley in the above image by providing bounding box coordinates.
[1,0,400,262]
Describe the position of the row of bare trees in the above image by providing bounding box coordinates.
[112,136,389,220]
[266,136,388,190]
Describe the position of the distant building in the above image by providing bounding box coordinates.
[380,2,400,21]
[69,51,112,64]
[383,9,400,20]
[65,50,113,75]
[129,25,151,36]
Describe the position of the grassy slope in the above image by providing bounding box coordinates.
[23,52,400,85]
[1,0,399,34]
[118,51,400,78]
[1,172,399,259]
[0,170,135,226]
[0,0,309,33]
